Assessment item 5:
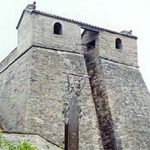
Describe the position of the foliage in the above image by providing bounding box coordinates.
[0,129,38,150]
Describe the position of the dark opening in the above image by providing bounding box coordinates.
[65,124,68,150]
[115,38,122,49]
[87,40,96,51]
[54,22,62,35]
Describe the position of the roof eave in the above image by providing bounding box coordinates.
[16,9,138,39]
[33,10,137,39]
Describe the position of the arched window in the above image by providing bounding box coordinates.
[115,38,122,49]
[54,22,62,35]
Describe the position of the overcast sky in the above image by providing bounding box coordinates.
[0,0,150,91]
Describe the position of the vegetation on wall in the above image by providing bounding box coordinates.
[0,129,38,150]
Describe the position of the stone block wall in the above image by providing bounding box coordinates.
[32,12,81,53]
[17,11,33,53]
[0,6,150,150]
[25,47,102,149]
[84,47,118,150]
[17,10,82,54]
[0,48,32,132]
[99,31,138,67]
[0,48,17,73]
[0,46,102,149]
[82,29,150,149]
[101,59,150,149]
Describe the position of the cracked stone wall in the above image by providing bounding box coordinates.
[32,12,81,53]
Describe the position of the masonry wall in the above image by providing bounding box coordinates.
[0,48,32,132]
[99,31,138,67]
[18,11,81,54]
[1,7,150,150]
[83,32,117,149]
[0,46,103,150]
[0,9,104,149]
[0,48,17,72]
[101,59,150,149]
[25,46,102,149]
[17,11,33,53]
[32,13,81,53]
[83,30,150,149]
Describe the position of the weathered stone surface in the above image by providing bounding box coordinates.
[0,4,150,150]
[99,31,138,67]
[82,28,150,150]
[84,49,118,149]
[0,46,102,149]
[0,49,32,132]
[18,11,33,53]
[101,59,150,149]
[17,10,81,54]
[25,47,101,149]
[0,48,17,73]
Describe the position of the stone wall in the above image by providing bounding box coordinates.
[0,48,17,73]
[0,46,102,149]
[0,9,103,149]
[82,29,150,149]
[1,6,150,150]
[0,48,32,132]
[101,59,150,149]
[84,47,118,149]
[25,46,102,149]
[99,31,138,67]
[17,10,82,54]
[17,11,33,53]
[32,12,81,53]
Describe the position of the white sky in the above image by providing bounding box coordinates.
[0,0,150,91]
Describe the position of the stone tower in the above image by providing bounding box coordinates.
[0,3,150,150]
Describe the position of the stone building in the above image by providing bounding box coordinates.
[0,3,150,150]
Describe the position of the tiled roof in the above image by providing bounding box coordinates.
[17,9,137,39]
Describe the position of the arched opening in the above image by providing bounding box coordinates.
[54,22,62,35]
[115,38,122,49]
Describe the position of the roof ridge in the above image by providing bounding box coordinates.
[33,10,137,39]
[17,9,137,39]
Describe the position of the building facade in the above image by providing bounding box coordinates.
[0,3,150,150]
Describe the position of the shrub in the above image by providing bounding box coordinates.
[0,129,38,150]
